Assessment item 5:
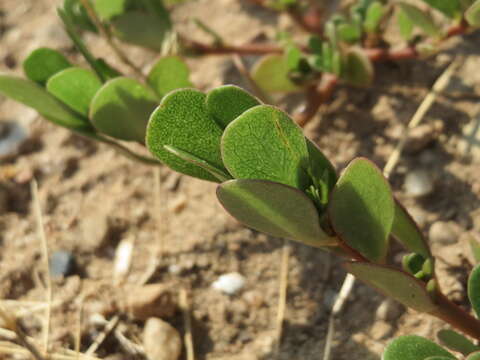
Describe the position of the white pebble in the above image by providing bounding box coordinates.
[212,272,246,295]
[404,170,434,197]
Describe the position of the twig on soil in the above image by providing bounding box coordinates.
[31,179,52,356]
[383,56,463,178]
[232,54,273,105]
[274,241,290,357]
[180,288,195,360]
[78,0,146,80]
[85,315,120,356]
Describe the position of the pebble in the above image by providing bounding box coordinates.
[113,238,134,284]
[375,298,404,321]
[242,290,264,308]
[404,122,443,154]
[118,284,176,320]
[212,272,246,295]
[0,121,28,158]
[143,318,182,360]
[429,221,461,246]
[404,170,434,197]
[370,320,393,340]
[49,250,76,277]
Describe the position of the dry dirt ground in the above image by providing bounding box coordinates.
[1,0,480,359]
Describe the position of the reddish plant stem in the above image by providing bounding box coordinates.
[430,290,480,341]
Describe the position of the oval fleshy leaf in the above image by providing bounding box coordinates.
[23,48,72,85]
[424,357,459,360]
[470,236,480,264]
[392,200,430,258]
[251,55,301,93]
[93,0,127,21]
[217,179,336,247]
[221,105,310,189]
[206,85,260,129]
[47,67,102,116]
[0,74,91,132]
[345,263,437,312]
[146,88,226,182]
[343,48,374,87]
[90,77,158,142]
[468,264,480,318]
[397,2,440,37]
[466,0,480,26]
[384,336,455,360]
[147,56,192,98]
[421,0,461,18]
[364,1,384,33]
[397,7,414,40]
[111,11,167,50]
[437,329,480,355]
[328,158,394,262]
[467,351,480,360]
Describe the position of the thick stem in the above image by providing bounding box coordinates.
[430,291,480,341]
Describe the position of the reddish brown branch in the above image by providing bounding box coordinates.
[183,38,283,55]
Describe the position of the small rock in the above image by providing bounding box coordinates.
[212,272,246,295]
[168,194,187,214]
[375,298,404,321]
[49,250,76,277]
[429,221,461,245]
[168,264,182,275]
[404,170,434,197]
[143,318,182,360]
[118,284,176,320]
[404,122,443,154]
[113,238,134,284]
[370,320,393,340]
[243,290,264,308]
[0,121,28,158]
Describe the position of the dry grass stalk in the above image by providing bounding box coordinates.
[180,288,195,360]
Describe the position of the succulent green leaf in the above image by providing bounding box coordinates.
[111,11,167,50]
[421,0,461,18]
[467,351,480,360]
[343,48,374,87]
[437,329,480,355]
[466,0,480,26]
[470,236,480,264]
[146,89,226,182]
[285,45,302,70]
[392,200,430,258]
[397,7,414,40]
[164,145,231,182]
[221,105,310,189]
[468,264,480,318]
[364,1,384,33]
[251,55,301,93]
[337,23,362,43]
[346,263,437,311]
[383,336,455,360]
[424,357,459,360]
[23,48,72,85]
[93,0,127,21]
[306,140,337,192]
[217,179,336,247]
[90,77,158,142]
[328,158,394,262]
[206,85,261,129]
[147,56,192,98]
[397,2,440,37]
[0,74,92,132]
[46,67,102,117]
[403,253,426,275]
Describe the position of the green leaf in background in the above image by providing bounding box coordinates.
[217,179,336,247]
[421,0,461,18]
[337,23,362,43]
[397,7,414,41]
[466,0,480,26]
[285,45,302,71]
[391,200,430,258]
[46,67,102,117]
[468,264,480,318]
[93,0,127,21]
[402,253,426,276]
[328,158,394,262]
[364,1,384,33]
[383,336,455,360]
[23,48,72,85]
[397,2,440,37]
[111,11,167,50]
[0,74,92,132]
[147,56,192,98]
[437,329,480,355]
[343,48,374,86]
[206,85,260,129]
[251,55,301,93]
[221,105,310,189]
[345,263,437,312]
[90,77,158,142]
[146,89,226,182]
[424,357,460,360]
[470,236,480,263]
[467,352,480,360]
[63,0,98,33]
